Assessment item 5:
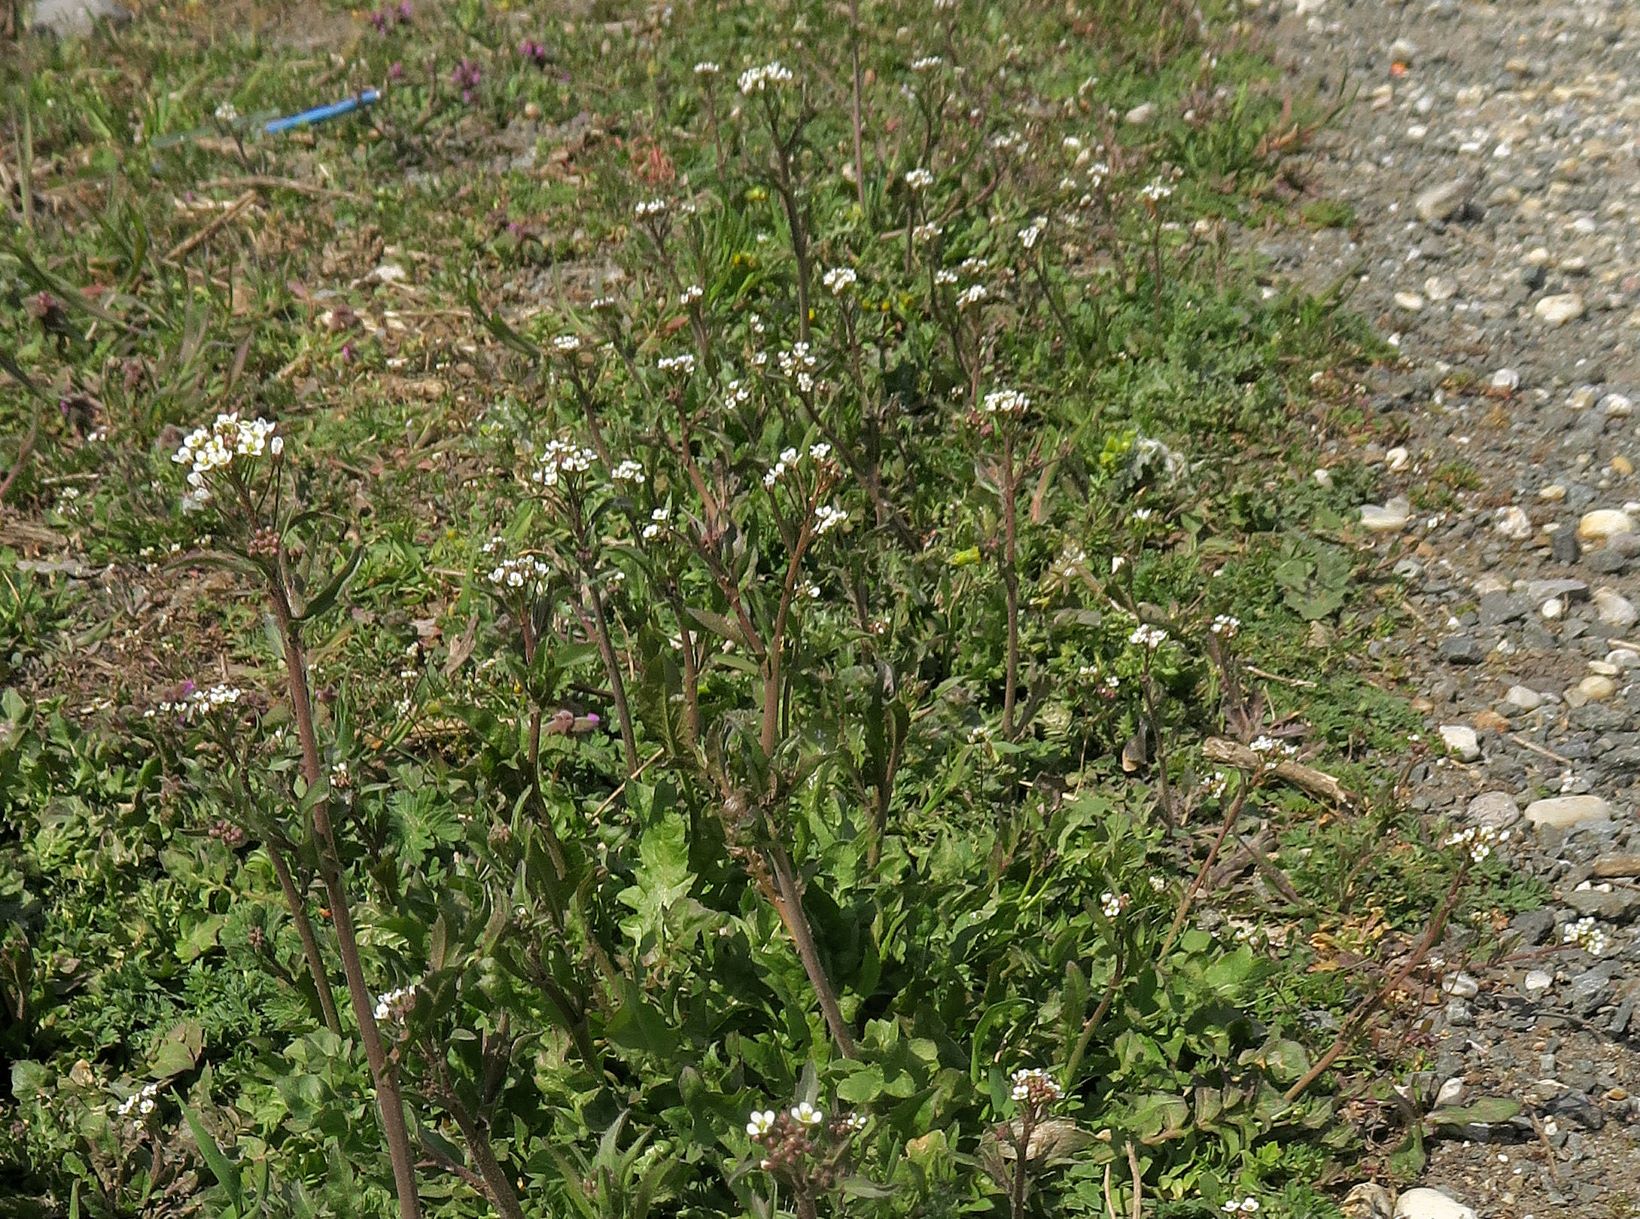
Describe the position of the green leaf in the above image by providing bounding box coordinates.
[295,545,364,623]
[183,1104,243,1199]
[1425,1096,1521,1130]
[149,1019,204,1079]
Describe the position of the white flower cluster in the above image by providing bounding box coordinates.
[172,412,282,490]
[1210,615,1241,638]
[910,55,943,72]
[633,198,668,218]
[657,353,696,376]
[694,61,720,77]
[776,343,819,394]
[552,333,581,353]
[146,683,245,722]
[1444,823,1510,865]
[1141,180,1173,203]
[813,503,848,536]
[116,1081,161,1119]
[912,222,941,244]
[611,459,646,484]
[1019,216,1047,250]
[763,443,832,490]
[1222,1200,1260,1215]
[981,388,1031,416]
[1129,624,1169,650]
[533,439,597,487]
[989,130,1026,154]
[679,284,704,306]
[738,61,793,94]
[746,1108,777,1136]
[373,983,417,1023]
[1249,735,1297,769]
[956,283,989,309]
[1563,916,1608,957]
[642,507,670,540]
[904,167,935,190]
[1009,1067,1063,1104]
[1100,891,1129,918]
[487,555,550,589]
[1200,770,1230,800]
[822,266,858,295]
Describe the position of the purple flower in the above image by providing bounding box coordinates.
[518,38,548,68]
[451,58,482,103]
[387,61,405,83]
[369,8,388,32]
[397,0,412,21]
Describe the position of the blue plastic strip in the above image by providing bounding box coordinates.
[262,89,380,136]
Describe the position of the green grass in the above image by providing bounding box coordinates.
[0,1,1530,1216]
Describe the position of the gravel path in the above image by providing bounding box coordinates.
[1253,0,1639,1214]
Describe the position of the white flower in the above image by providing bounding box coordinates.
[532,438,597,487]
[813,504,848,536]
[776,343,819,393]
[1563,916,1608,957]
[738,61,794,94]
[553,334,582,353]
[1141,180,1173,203]
[790,1102,823,1126]
[956,284,988,309]
[904,167,935,190]
[842,1112,867,1131]
[116,1081,161,1119]
[694,61,721,77]
[1148,874,1167,892]
[1131,507,1154,522]
[1444,824,1510,865]
[373,983,418,1023]
[172,413,280,483]
[642,507,671,540]
[1019,217,1047,250]
[912,222,941,244]
[152,683,246,722]
[822,266,858,295]
[934,268,959,286]
[746,1109,776,1136]
[1008,1068,1062,1104]
[214,102,238,123]
[1128,624,1168,650]
[657,353,696,376]
[486,554,550,589]
[1249,735,1297,770]
[1200,771,1229,800]
[633,198,669,218]
[809,442,832,461]
[1222,1200,1259,1215]
[989,130,1025,154]
[679,284,704,306]
[910,55,943,72]
[1210,614,1240,638]
[1100,891,1128,918]
[611,459,646,484]
[981,389,1031,416]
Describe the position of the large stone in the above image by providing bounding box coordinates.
[1414,179,1468,223]
[1361,496,1413,533]
[1466,791,1520,829]
[1523,795,1614,829]
[32,0,130,34]
[1534,293,1585,325]
[1578,510,1637,542]
[1593,588,1638,629]
[1439,725,1481,762]
[1394,1187,1475,1219]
